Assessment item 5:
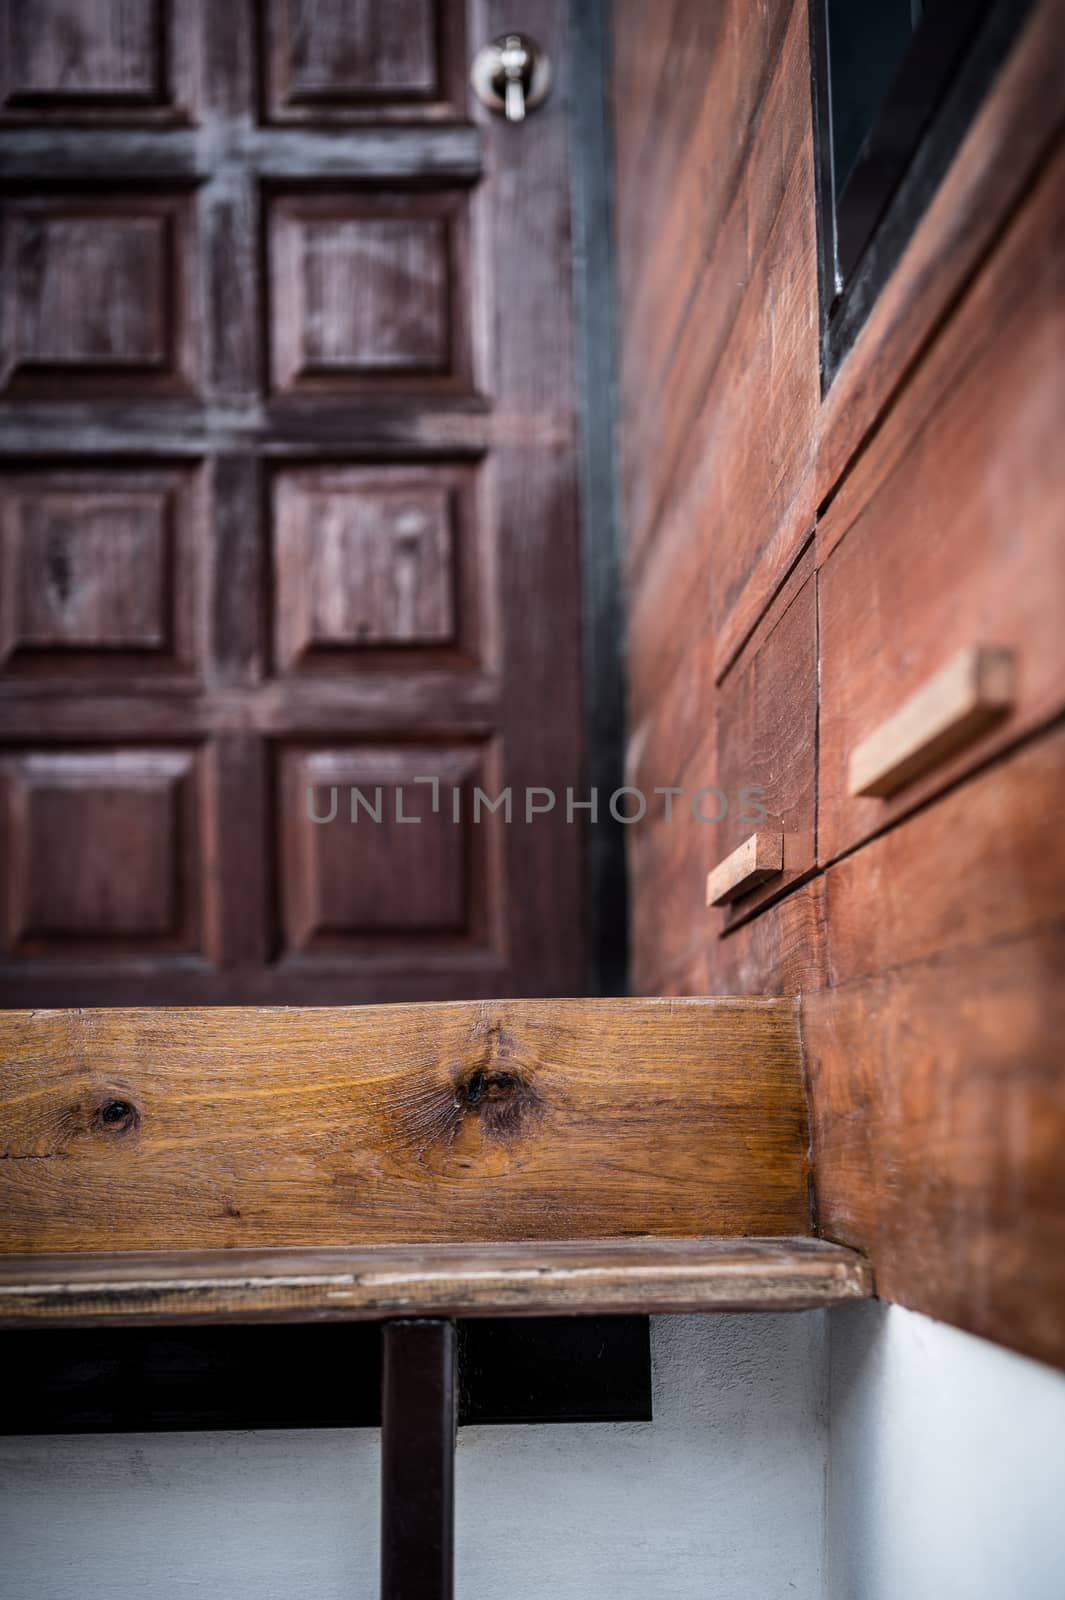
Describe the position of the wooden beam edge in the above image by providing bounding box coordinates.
[0,1239,873,1327]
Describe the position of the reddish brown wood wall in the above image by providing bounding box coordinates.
[612,0,1065,1368]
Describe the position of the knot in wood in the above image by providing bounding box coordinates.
[460,1068,520,1107]
[452,1027,543,1144]
[93,1098,140,1135]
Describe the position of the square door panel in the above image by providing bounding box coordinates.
[263,0,466,123]
[0,747,209,960]
[267,191,472,396]
[0,193,198,396]
[277,742,504,959]
[272,463,484,671]
[0,465,201,678]
[0,0,192,122]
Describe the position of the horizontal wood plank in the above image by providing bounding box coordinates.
[0,999,810,1252]
[0,1237,871,1327]
[0,127,484,183]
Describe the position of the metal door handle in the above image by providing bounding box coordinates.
[471,32,551,122]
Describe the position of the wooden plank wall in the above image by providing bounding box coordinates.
[612,0,1065,1368]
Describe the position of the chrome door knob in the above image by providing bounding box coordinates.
[471,33,551,123]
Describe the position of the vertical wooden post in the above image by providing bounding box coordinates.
[381,1319,457,1600]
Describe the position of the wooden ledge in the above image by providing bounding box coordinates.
[0,1238,872,1327]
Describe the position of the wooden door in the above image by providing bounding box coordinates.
[0,0,586,1004]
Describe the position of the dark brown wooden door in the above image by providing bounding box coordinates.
[0,0,586,1004]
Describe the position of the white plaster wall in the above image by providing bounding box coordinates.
[0,1313,828,1600]
[826,1301,1065,1600]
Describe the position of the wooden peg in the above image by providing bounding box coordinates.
[848,645,1015,799]
[706,831,784,907]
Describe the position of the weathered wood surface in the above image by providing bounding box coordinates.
[617,0,1064,834]
[818,135,1065,860]
[617,0,819,999]
[716,729,1065,1370]
[0,0,588,1009]
[0,999,810,1252]
[805,930,1065,1372]
[0,1237,871,1327]
[0,127,484,181]
[613,0,1065,1372]
[617,0,1065,992]
[807,729,1065,1366]
[714,553,817,927]
[625,535,816,990]
[812,0,1065,519]
[622,0,819,714]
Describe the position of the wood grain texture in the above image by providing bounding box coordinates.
[275,740,505,962]
[0,1237,870,1327]
[624,529,816,992]
[714,553,817,927]
[616,0,820,995]
[1,0,165,106]
[713,0,1065,683]
[806,930,1065,1371]
[614,0,1065,1369]
[0,463,201,679]
[818,135,1065,860]
[0,747,211,960]
[0,0,588,1007]
[616,0,803,580]
[267,188,472,396]
[811,0,1065,519]
[618,0,1065,991]
[823,725,1065,987]
[263,0,468,124]
[0,999,810,1252]
[712,723,1065,998]
[775,728,1065,1367]
[669,723,1065,1368]
[271,462,483,672]
[0,127,484,183]
[0,0,199,124]
[0,190,199,398]
[618,0,819,715]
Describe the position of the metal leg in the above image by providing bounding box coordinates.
[381,1319,457,1600]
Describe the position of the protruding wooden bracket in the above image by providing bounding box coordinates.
[848,644,1015,798]
[381,1319,456,1600]
[706,831,784,906]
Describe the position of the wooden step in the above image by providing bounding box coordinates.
[0,1238,872,1327]
[0,999,810,1252]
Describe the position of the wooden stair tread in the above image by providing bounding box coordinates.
[0,1237,872,1326]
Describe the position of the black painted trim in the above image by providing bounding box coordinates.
[812,0,1036,389]
[569,0,629,996]
[0,1316,653,1434]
